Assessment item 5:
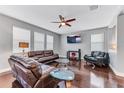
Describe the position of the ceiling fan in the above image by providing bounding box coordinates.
[51,15,76,28]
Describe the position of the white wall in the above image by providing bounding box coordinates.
[60,27,108,59]
[116,14,124,74]
[107,25,118,71]
[108,14,124,76]
[0,14,13,71]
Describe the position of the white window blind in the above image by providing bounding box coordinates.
[34,32,44,50]
[13,26,30,53]
[91,33,104,51]
[46,35,54,50]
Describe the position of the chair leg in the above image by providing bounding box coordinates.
[56,63,59,67]
[91,64,95,69]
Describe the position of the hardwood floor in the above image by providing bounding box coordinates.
[71,62,124,88]
[0,62,124,88]
[0,73,14,88]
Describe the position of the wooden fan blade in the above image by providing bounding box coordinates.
[59,15,64,21]
[59,24,62,28]
[66,23,71,27]
[51,22,61,23]
[59,15,63,20]
[66,18,76,22]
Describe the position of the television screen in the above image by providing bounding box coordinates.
[67,35,81,43]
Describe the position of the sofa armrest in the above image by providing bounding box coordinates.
[54,54,59,58]
[40,64,55,75]
[54,53,59,56]
[84,54,92,61]
[84,54,92,57]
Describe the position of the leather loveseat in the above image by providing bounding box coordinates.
[84,51,109,69]
[8,55,59,88]
[28,50,59,64]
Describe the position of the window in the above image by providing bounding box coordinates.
[91,33,104,51]
[13,26,30,53]
[46,35,54,50]
[34,32,44,50]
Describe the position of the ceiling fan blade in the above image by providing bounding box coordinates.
[66,18,76,22]
[66,23,71,27]
[51,22,61,23]
[59,15,64,21]
[59,24,62,28]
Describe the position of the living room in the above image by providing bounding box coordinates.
[0,2,124,90]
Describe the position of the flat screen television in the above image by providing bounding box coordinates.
[67,35,81,43]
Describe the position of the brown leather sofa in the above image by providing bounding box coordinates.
[28,50,59,64]
[8,55,59,88]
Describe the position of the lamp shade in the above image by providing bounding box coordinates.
[19,42,29,48]
[111,43,116,50]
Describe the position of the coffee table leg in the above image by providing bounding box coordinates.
[56,63,59,67]
[65,80,72,88]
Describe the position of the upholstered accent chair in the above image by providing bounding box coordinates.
[84,51,109,69]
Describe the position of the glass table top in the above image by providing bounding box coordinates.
[50,69,75,81]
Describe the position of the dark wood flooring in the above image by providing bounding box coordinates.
[0,73,14,88]
[1,62,124,88]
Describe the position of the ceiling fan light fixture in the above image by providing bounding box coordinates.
[52,15,76,28]
[61,22,66,26]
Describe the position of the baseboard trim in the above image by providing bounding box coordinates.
[109,64,124,77]
[0,68,11,76]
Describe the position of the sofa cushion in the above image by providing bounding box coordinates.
[31,55,44,60]
[35,51,44,55]
[92,51,100,57]
[48,54,59,59]
[98,52,105,57]
[31,57,40,60]
[44,50,53,57]
[38,55,58,63]
[38,57,52,63]
[35,55,44,58]
[28,51,44,57]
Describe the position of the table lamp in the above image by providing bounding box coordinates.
[111,43,116,50]
[19,42,29,55]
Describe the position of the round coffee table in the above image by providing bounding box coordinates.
[50,69,75,88]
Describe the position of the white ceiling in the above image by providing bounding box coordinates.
[0,5,122,34]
